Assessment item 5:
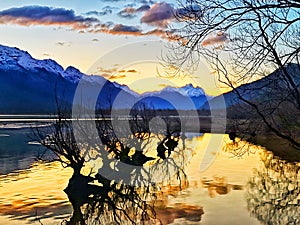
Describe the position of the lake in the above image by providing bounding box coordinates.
[0,124,299,225]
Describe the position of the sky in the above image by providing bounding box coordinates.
[0,0,228,95]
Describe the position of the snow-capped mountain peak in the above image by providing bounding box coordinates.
[177,83,205,97]
[62,66,84,83]
[0,44,64,74]
[161,83,205,97]
[0,44,211,113]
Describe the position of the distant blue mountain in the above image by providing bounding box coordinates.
[139,84,209,110]
[0,44,210,114]
[202,63,300,117]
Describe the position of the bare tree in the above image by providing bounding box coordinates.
[33,106,193,224]
[169,0,300,148]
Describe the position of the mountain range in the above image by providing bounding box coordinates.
[1,44,299,116]
[0,44,209,114]
[203,63,300,118]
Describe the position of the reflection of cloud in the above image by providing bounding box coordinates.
[0,201,71,221]
[202,32,229,46]
[141,2,175,27]
[201,177,243,198]
[0,161,72,223]
[0,6,98,30]
[156,203,204,224]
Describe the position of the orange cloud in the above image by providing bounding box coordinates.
[141,2,175,27]
[109,74,127,80]
[126,69,137,73]
[0,6,98,31]
[202,32,229,46]
[0,6,186,43]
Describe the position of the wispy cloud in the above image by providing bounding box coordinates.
[102,74,127,80]
[136,5,151,12]
[56,41,71,47]
[118,4,150,18]
[98,66,139,80]
[201,32,229,46]
[97,66,118,74]
[86,6,116,16]
[108,24,142,35]
[127,69,137,73]
[0,5,186,43]
[93,24,182,42]
[118,7,137,18]
[0,6,98,30]
[176,8,202,22]
[141,2,175,27]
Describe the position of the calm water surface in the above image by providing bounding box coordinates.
[0,126,299,225]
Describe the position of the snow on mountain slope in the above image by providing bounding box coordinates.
[0,44,211,113]
[0,44,128,90]
[162,84,205,97]
[143,83,206,98]
[137,84,209,110]
[0,44,64,74]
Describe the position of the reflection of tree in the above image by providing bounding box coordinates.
[247,150,300,225]
[222,137,258,158]
[34,110,203,224]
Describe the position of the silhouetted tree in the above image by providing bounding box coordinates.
[169,0,300,149]
[34,107,193,224]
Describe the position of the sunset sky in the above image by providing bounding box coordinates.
[0,0,227,95]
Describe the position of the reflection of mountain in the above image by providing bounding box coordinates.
[247,150,300,224]
[0,161,72,223]
[0,127,49,174]
[0,44,210,114]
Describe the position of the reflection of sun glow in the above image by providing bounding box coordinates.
[186,134,261,184]
[0,134,285,225]
[0,162,72,222]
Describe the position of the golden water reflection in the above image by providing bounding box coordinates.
[0,162,72,223]
[0,134,299,224]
